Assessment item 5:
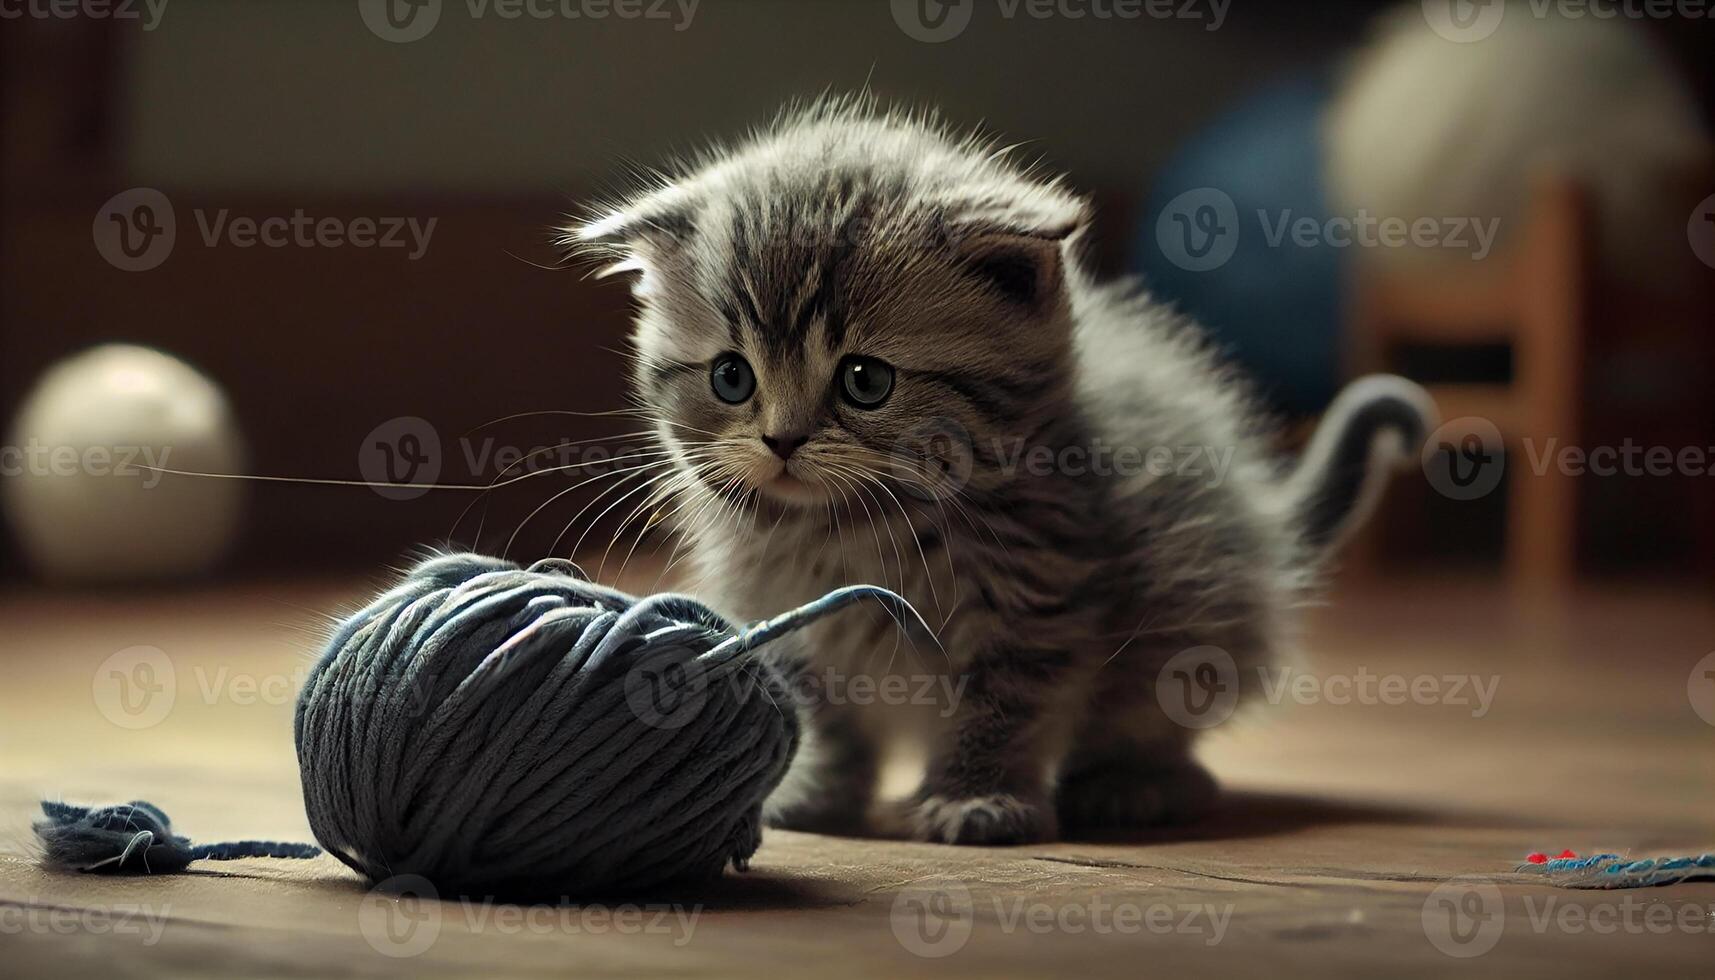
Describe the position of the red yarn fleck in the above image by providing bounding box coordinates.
[1527,853,1548,864]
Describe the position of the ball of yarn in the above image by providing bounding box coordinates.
[297,553,805,897]
[2,343,245,583]
[37,553,918,897]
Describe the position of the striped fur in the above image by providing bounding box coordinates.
[573,97,1427,844]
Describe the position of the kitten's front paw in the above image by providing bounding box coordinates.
[909,793,1057,845]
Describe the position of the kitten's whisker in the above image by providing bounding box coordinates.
[452,438,668,545]
[610,466,710,590]
[576,449,722,568]
[830,459,945,631]
[464,408,656,432]
[605,463,714,584]
[504,456,678,559]
[838,443,1009,562]
[552,445,719,559]
[824,465,913,661]
[672,469,752,593]
[653,462,747,587]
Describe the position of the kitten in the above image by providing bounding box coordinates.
[572,98,1432,845]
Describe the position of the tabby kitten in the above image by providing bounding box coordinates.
[573,99,1431,845]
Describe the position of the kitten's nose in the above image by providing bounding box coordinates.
[760,433,809,461]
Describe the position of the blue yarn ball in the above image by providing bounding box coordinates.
[294,553,803,897]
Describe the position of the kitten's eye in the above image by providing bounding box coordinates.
[839,355,895,409]
[710,353,755,404]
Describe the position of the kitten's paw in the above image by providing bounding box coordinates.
[1055,760,1219,832]
[909,793,1057,845]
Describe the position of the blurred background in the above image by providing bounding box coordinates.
[2,0,1711,592]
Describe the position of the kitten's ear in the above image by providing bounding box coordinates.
[565,184,697,289]
[947,197,1088,310]
[951,229,1068,309]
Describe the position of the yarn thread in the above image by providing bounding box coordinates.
[1515,851,1715,889]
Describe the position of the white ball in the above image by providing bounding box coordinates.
[3,344,246,583]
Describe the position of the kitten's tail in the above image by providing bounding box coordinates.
[1283,375,1437,557]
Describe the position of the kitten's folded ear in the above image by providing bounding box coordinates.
[564,183,697,288]
[946,192,1089,311]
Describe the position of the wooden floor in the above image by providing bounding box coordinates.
[1,572,1711,978]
